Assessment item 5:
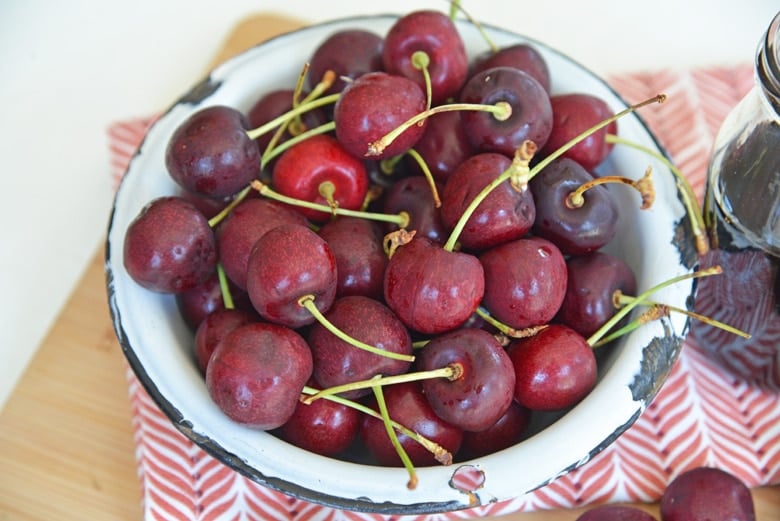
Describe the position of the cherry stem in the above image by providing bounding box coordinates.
[300,386,453,465]
[366,101,512,157]
[610,291,751,341]
[566,165,655,210]
[592,305,670,347]
[297,295,416,363]
[605,133,710,255]
[246,92,340,141]
[448,0,498,52]
[406,148,442,207]
[442,140,535,252]
[475,307,549,339]
[216,264,234,310]
[207,185,252,228]
[261,121,337,169]
[318,181,339,214]
[412,51,433,111]
[586,265,723,347]
[372,383,418,490]
[301,364,461,405]
[250,179,410,228]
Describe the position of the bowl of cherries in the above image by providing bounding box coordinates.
[106,6,700,515]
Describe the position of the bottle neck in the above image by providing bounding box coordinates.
[758,11,780,112]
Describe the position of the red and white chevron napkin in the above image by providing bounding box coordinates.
[110,62,780,519]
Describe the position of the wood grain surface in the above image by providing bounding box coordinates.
[1,13,778,521]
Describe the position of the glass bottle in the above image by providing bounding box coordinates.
[691,10,780,388]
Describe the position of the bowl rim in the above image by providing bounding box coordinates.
[105,12,697,515]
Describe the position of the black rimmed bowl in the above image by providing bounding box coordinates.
[105,13,697,515]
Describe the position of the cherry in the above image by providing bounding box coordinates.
[275,386,361,457]
[405,109,476,184]
[123,196,217,294]
[165,105,261,198]
[307,296,413,399]
[383,236,484,334]
[317,216,388,300]
[459,401,532,459]
[307,29,384,96]
[509,324,597,411]
[541,93,617,171]
[381,10,468,105]
[479,236,567,329]
[660,467,755,521]
[470,43,551,93]
[245,223,337,328]
[176,271,227,330]
[440,152,535,251]
[575,505,657,521]
[359,381,463,467]
[193,307,256,375]
[381,175,448,244]
[333,71,428,160]
[205,322,312,430]
[530,157,618,255]
[459,66,553,156]
[556,251,637,338]
[417,327,516,432]
[271,134,369,223]
[215,197,308,290]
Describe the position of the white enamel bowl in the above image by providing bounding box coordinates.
[106,14,697,515]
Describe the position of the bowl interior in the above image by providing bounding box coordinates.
[106,13,696,515]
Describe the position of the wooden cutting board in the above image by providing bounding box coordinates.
[1,13,779,521]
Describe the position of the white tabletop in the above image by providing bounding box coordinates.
[1,0,777,410]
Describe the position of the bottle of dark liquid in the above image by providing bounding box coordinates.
[692,10,780,388]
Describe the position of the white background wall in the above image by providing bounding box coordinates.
[1,0,778,409]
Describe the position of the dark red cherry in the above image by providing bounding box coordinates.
[459,401,532,459]
[440,152,535,251]
[205,322,312,430]
[417,328,516,432]
[215,197,308,290]
[193,308,256,375]
[276,389,361,457]
[530,157,618,255]
[509,324,597,411]
[459,66,553,156]
[271,134,369,223]
[317,217,388,300]
[245,223,337,328]
[541,93,617,171]
[360,381,463,467]
[308,29,384,96]
[470,43,551,93]
[381,175,448,244]
[381,10,468,104]
[334,71,427,160]
[383,237,484,334]
[479,236,567,329]
[660,467,756,521]
[123,196,217,294]
[556,251,637,337]
[307,296,412,399]
[165,105,260,198]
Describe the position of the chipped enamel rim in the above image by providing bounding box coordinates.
[105,14,697,515]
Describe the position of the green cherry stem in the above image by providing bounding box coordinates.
[412,51,433,112]
[566,165,655,210]
[406,148,442,207]
[207,185,253,228]
[448,0,498,52]
[261,121,337,169]
[216,264,234,310]
[245,93,341,141]
[475,307,549,339]
[372,383,418,490]
[366,101,512,157]
[301,364,461,405]
[250,179,410,228]
[586,265,722,347]
[605,132,710,255]
[297,295,415,363]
